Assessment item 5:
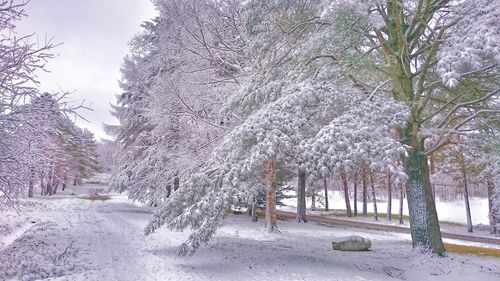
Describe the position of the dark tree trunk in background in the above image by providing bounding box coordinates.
[399,183,404,225]
[296,168,307,222]
[369,171,378,221]
[387,173,392,221]
[46,165,53,196]
[251,200,258,222]
[460,155,473,233]
[28,168,35,198]
[62,173,67,191]
[353,173,358,217]
[487,179,498,235]
[341,172,352,217]
[362,168,368,218]
[174,176,179,191]
[265,156,278,232]
[311,189,316,211]
[323,177,329,211]
[73,174,78,186]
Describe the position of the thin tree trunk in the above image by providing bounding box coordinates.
[460,154,473,233]
[173,176,179,191]
[28,168,35,198]
[46,165,53,196]
[362,167,368,218]
[399,182,404,225]
[40,175,45,196]
[311,189,316,211]
[369,171,378,221]
[251,199,258,222]
[341,172,352,217]
[73,174,78,186]
[296,167,307,222]
[62,173,67,191]
[487,178,497,234]
[387,173,392,221]
[265,156,278,232]
[323,177,329,211]
[353,173,358,217]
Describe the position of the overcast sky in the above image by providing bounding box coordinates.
[16,0,157,141]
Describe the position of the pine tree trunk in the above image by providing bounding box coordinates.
[362,168,368,218]
[323,177,329,211]
[251,200,258,222]
[341,172,352,217]
[369,171,378,221]
[404,137,445,255]
[174,176,179,191]
[353,173,358,217]
[387,173,392,221]
[487,178,497,235]
[265,156,278,232]
[399,183,404,225]
[73,174,78,186]
[311,189,316,211]
[28,168,35,198]
[47,165,53,196]
[62,173,67,191]
[296,168,307,222]
[460,155,473,233]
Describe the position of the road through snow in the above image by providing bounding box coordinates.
[1,185,499,281]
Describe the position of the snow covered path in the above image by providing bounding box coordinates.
[1,186,499,281]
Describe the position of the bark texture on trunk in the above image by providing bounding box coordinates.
[487,179,498,235]
[251,200,258,222]
[341,172,352,217]
[296,168,307,223]
[265,156,278,232]
[404,139,445,255]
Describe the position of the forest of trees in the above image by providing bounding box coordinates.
[0,1,100,208]
[108,0,499,256]
[1,0,498,259]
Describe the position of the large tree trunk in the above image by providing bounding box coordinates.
[369,171,378,221]
[399,182,404,225]
[404,137,445,255]
[296,168,307,222]
[487,179,498,235]
[353,173,358,217]
[362,168,368,218]
[387,173,392,221]
[460,154,473,233]
[265,156,278,232]
[323,177,329,211]
[341,172,352,217]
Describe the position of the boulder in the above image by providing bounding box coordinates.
[332,235,371,251]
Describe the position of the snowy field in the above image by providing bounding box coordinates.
[0,184,499,281]
[282,190,491,225]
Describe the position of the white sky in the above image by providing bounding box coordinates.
[16,0,157,141]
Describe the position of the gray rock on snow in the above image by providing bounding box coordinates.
[332,235,371,251]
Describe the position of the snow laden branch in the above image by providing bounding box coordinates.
[301,98,409,183]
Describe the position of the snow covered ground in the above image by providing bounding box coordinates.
[1,185,499,281]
